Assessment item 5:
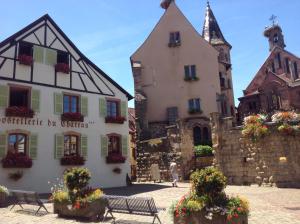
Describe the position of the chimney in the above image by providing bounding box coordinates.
[160,0,174,9]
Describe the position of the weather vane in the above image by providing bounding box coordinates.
[269,14,277,26]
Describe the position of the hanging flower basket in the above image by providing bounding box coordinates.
[106,153,126,164]
[18,54,33,66]
[61,156,85,166]
[2,152,32,168]
[105,116,126,124]
[55,63,70,74]
[5,106,34,118]
[61,113,84,122]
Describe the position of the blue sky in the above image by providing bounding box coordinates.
[0,0,300,107]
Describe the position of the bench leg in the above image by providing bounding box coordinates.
[152,214,162,224]
[35,205,49,215]
[102,210,115,223]
[10,203,24,211]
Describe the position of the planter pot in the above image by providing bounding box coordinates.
[195,156,214,168]
[0,192,8,208]
[174,210,248,224]
[54,197,108,221]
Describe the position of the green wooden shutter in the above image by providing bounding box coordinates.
[99,98,107,117]
[81,135,88,158]
[55,134,64,159]
[0,133,7,158]
[80,96,88,116]
[31,89,40,112]
[0,85,9,108]
[121,101,127,118]
[122,135,128,157]
[101,135,108,157]
[54,93,63,115]
[45,48,57,66]
[33,45,44,63]
[29,134,38,159]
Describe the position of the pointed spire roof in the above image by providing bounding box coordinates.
[202,1,231,48]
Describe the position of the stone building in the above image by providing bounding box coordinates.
[238,22,300,121]
[131,0,235,181]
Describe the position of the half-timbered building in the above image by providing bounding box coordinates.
[0,14,132,192]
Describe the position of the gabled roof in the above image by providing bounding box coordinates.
[0,14,133,100]
[202,2,231,48]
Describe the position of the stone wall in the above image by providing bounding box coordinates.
[211,113,300,188]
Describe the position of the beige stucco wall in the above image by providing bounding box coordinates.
[131,2,221,122]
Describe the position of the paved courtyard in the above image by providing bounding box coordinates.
[0,183,300,224]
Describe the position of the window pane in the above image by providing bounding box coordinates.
[64,95,70,113]
[175,32,180,42]
[191,65,196,78]
[184,66,190,78]
[71,96,78,113]
[188,99,194,110]
[195,99,200,111]
[169,33,175,43]
[17,135,25,154]
[8,135,17,151]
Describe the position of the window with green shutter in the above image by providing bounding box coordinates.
[31,89,40,112]
[0,133,7,158]
[80,96,88,116]
[54,93,63,115]
[99,98,107,117]
[121,101,127,119]
[33,45,44,64]
[0,85,9,108]
[81,135,88,158]
[101,135,108,157]
[122,135,128,157]
[29,134,38,159]
[45,48,57,66]
[55,134,64,159]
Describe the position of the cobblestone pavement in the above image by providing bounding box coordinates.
[0,183,300,224]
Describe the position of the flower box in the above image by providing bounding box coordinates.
[184,76,199,81]
[189,109,203,114]
[18,54,33,66]
[54,198,107,221]
[105,116,126,124]
[55,63,70,74]
[60,156,85,166]
[61,113,84,122]
[2,153,32,168]
[5,106,34,118]
[106,153,126,164]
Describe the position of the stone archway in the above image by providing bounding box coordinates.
[193,126,202,146]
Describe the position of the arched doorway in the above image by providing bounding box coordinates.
[193,126,202,146]
[203,127,210,145]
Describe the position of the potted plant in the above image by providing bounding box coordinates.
[242,114,268,142]
[171,167,249,224]
[0,185,9,207]
[52,167,107,221]
[19,54,33,66]
[112,167,121,174]
[2,152,33,168]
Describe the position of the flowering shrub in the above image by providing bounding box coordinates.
[194,145,213,157]
[105,116,126,124]
[61,112,84,122]
[2,152,32,168]
[271,111,300,124]
[106,153,126,164]
[0,186,9,196]
[19,54,33,66]
[60,155,85,166]
[55,63,70,74]
[227,196,249,223]
[5,106,34,118]
[242,114,269,141]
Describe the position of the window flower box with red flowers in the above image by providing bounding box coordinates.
[60,155,85,166]
[5,106,34,118]
[55,63,70,74]
[105,116,126,124]
[61,112,84,122]
[18,54,33,66]
[106,153,126,164]
[2,152,33,168]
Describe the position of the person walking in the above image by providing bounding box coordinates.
[169,161,178,187]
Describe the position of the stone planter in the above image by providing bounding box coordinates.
[174,210,248,224]
[54,197,107,221]
[195,156,214,168]
[0,192,8,208]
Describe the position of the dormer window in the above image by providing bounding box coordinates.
[18,42,33,66]
[169,32,181,47]
[56,51,70,74]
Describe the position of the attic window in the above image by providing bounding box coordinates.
[169,32,181,47]
[19,42,33,57]
[57,51,69,65]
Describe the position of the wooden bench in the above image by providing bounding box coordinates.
[103,195,164,224]
[10,190,49,215]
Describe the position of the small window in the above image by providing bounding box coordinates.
[277,53,282,69]
[57,51,69,65]
[63,94,79,113]
[108,135,121,155]
[8,133,27,155]
[219,73,225,88]
[64,135,79,156]
[9,87,29,108]
[169,32,181,47]
[273,34,279,43]
[285,58,290,74]
[184,65,197,80]
[294,62,299,79]
[19,42,33,57]
[188,98,201,113]
[167,107,178,124]
[107,100,119,117]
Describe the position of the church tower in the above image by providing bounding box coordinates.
[264,19,286,51]
[202,1,235,118]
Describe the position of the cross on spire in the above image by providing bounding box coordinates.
[269,14,277,26]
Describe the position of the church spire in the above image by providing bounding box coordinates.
[263,15,286,51]
[202,2,231,48]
